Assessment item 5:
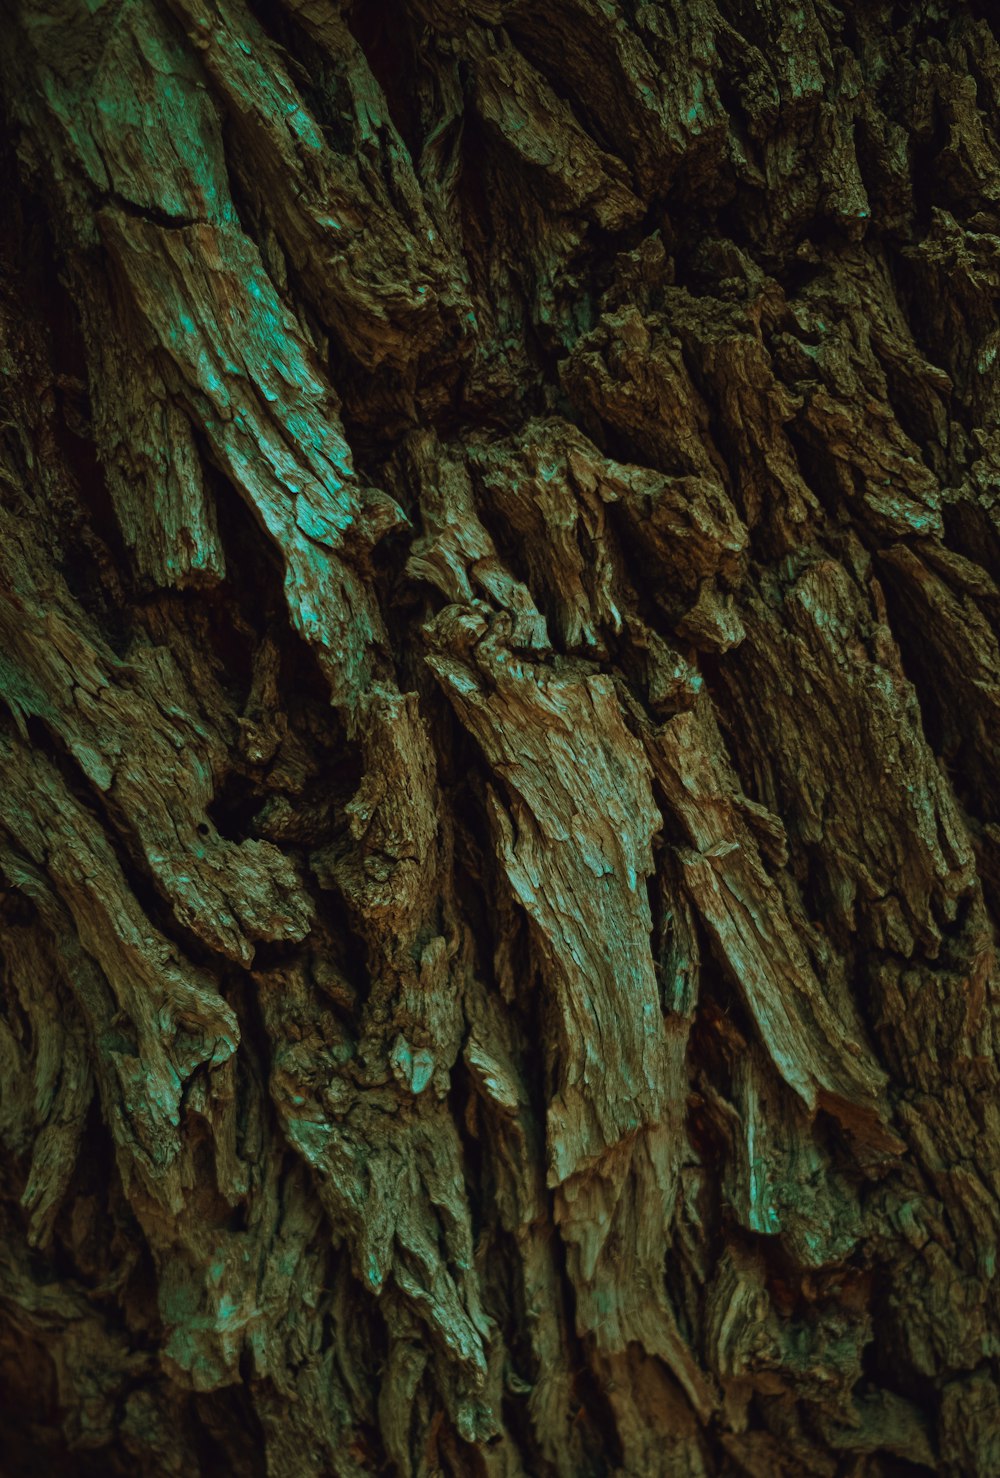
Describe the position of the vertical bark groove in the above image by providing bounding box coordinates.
[1,1,1000,1474]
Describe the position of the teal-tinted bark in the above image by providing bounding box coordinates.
[1,1,1000,1475]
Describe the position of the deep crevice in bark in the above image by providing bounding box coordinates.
[1,0,1000,1473]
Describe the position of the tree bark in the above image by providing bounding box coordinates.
[1,0,999,1472]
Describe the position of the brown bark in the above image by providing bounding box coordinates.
[0,0,999,1473]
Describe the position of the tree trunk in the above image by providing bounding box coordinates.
[1,0,999,1472]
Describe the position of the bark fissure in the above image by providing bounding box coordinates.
[1,0,1000,1474]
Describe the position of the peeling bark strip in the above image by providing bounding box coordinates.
[2,1,1000,1475]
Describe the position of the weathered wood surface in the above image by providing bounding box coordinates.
[1,0,999,1473]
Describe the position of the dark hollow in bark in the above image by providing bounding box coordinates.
[1,0,999,1473]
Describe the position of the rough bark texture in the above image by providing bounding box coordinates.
[1,0,1000,1473]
